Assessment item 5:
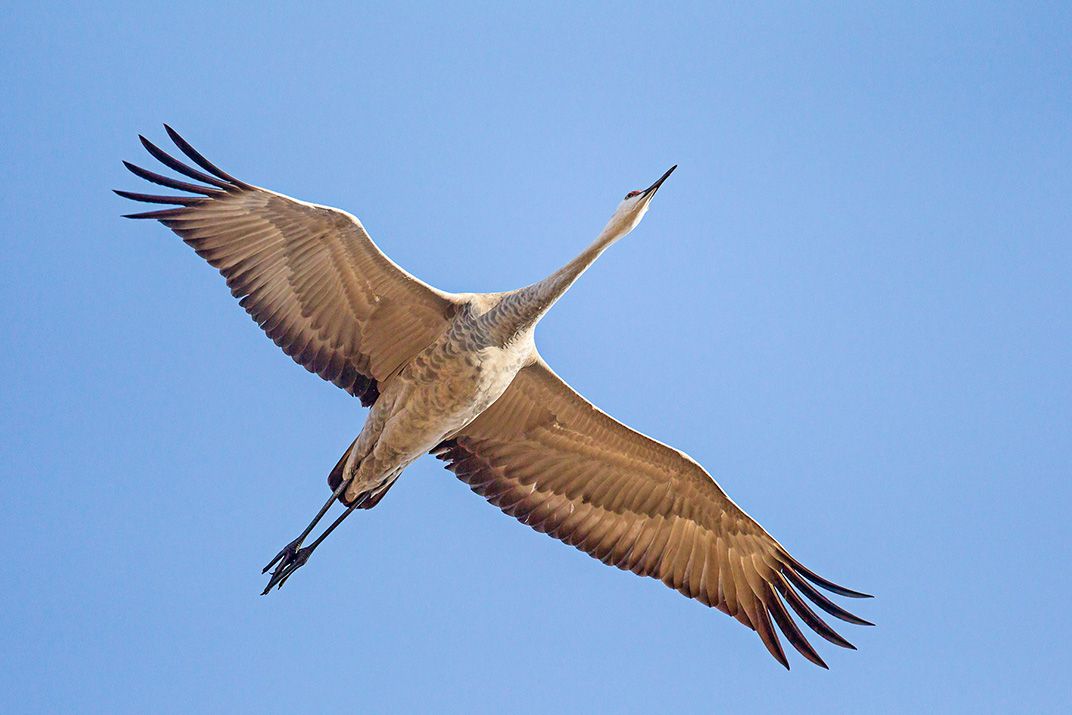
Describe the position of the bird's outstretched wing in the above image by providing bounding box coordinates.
[116,126,459,405]
[435,358,872,669]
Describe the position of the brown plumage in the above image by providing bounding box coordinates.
[119,127,457,406]
[433,359,871,669]
[117,126,872,669]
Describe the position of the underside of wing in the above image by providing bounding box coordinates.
[116,126,460,405]
[436,358,872,669]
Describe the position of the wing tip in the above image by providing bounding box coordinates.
[113,188,199,206]
[782,552,873,599]
[120,207,185,220]
[782,565,874,627]
[121,158,223,197]
[161,123,251,188]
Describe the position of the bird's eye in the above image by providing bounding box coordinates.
[625,190,641,199]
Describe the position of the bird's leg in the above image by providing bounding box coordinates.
[261,478,350,577]
[262,492,369,594]
[262,444,369,594]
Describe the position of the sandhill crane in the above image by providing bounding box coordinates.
[116,126,872,669]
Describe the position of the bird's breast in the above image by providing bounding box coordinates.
[399,332,533,435]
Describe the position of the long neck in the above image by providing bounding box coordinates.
[481,221,624,344]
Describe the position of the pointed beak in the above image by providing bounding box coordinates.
[642,165,677,199]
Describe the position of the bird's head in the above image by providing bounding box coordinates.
[602,165,677,242]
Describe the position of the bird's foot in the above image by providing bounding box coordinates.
[261,541,314,595]
[262,536,303,575]
[259,489,366,595]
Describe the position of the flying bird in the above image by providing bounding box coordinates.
[117,126,872,669]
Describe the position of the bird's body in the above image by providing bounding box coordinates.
[118,127,872,669]
[340,296,536,507]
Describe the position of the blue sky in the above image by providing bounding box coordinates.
[2,2,1070,712]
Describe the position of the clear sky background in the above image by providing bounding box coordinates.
[2,2,1070,712]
